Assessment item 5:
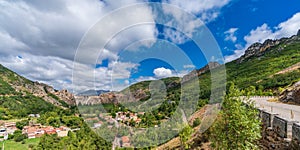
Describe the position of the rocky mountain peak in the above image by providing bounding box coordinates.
[197,62,221,74]
[182,62,221,83]
[237,30,300,63]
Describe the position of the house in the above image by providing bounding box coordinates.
[28,114,40,118]
[0,126,8,141]
[135,118,142,124]
[22,125,72,139]
[4,122,17,134]
[24,127,43,139]
[138,112,145,115]
[59,126,71,131]
[4,122,16,128]
[44,126,56,135]
[121,136,130,147]
[28,114,35,117]
[35,128,45,138]
[85,117,99,122]
[0,127,6,137]
[99,113,104,118]
[56,127,69,137]
[93,121,103,128]
[57,130,68,137]
[6,127,17,135]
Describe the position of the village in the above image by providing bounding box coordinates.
[85,111,147,148]
[87,111,146,128]
[0,114,71,142]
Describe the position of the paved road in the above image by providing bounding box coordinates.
[249,97,300,121]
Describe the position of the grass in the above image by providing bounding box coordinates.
[0,138,40,150]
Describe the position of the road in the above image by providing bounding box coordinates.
[249,96,300,121]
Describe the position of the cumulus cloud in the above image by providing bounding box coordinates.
[183,64,195,69]
[225,12,300,62]
[224,49,244,63]
[153,67,173,78]
[0,0,233,92]
[0,0,157,92]
[224,28,238,43]
[161,0,231,44]
[163,0,231,22]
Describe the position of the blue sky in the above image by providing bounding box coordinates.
[209,0,300,60]
[0,0,299,92]
[104,0,300,85]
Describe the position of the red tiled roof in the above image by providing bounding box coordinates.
[122,136,130,143]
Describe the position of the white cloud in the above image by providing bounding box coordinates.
[153,67,173,78]
[161,0,231,44]
[245,12,300,47]
[0,30,29,55]
[164,28,189,44]
[224,28,238,43]
[225,12,300,62]
[183,64,195,69]
[224,49,244,63]
[0,0,158,92]
[0,0,156,61]
[163,0,231,22]
[244,24,274,45]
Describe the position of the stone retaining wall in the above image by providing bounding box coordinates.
[293,123,300,141]
[258,108,300,148]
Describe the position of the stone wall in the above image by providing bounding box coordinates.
[273,116,288,138]
[293,123,300,141]
[261,111,278,128]
[258,108,300,149]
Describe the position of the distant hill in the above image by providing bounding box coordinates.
[77,89,110,96]
[0,64,76,119]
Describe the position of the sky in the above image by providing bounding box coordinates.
[0,0,299,93]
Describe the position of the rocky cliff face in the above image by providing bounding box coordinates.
[279,81,300,104]
[75,79,182,105]
[182,62,221,83]
[0,64,75,107]
[237,29,300,63]
[13,81,76,106]
[55,89,76,105]
[197,62,221,75]
[75,89,149,105]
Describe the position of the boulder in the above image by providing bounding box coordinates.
[279,81,300,104]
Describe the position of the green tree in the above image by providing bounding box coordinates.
[16,119,29,130]
[13,130,27,142]
[179,124,193,150]
[210,83,261,149]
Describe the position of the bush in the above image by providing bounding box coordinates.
[210,83,261,149]
[193,118,201,127]
[13,130,27,142]
[16,119,29,130]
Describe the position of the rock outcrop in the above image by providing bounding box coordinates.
[182,62,221,83]
[75,89,150,105]
[55,89,76,105]
[197,62,221,75]
[279,81,300,104]
[12,81,75,106]
[237,29,300,63]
